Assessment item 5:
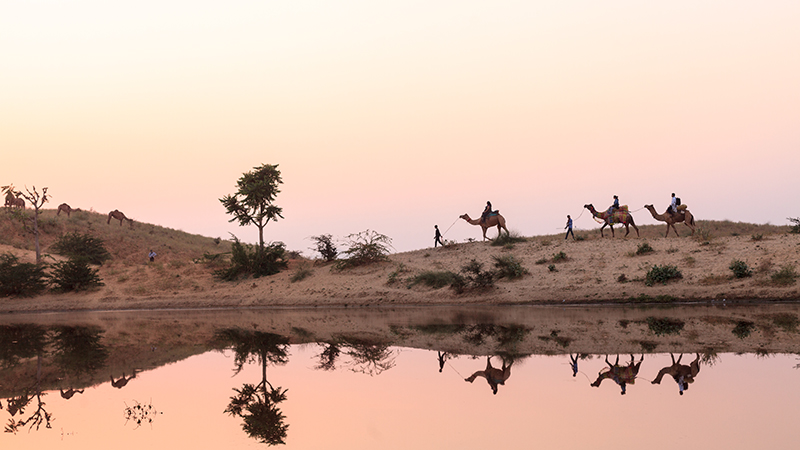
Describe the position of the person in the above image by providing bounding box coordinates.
[434,225,445,247]
[669,193,678,214]
[481,201,493,223]
[607,195,619,218]
[148,250,157,262]
[565,215,575,240]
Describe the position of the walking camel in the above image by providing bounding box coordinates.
[459,213,509,241]
[57,203,73,217]
[108,209,133,227]
[465,356,513,395]
[643,205,695,237]
[591,354,644,395]
[651,353,701,395]
[583,204,639,238]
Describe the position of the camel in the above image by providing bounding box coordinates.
[57,203,72,217]
[465,356,513,395]
[644,204,695,237]
[591,354,644,395]
[459,213,509,241]
[584,204,639,238]
[651,353,701,395]
[111,371,137,389]
[60,388,84,400]
[4,192,24,209]
[107,209,133,227]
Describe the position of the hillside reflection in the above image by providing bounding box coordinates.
[1,304,799,447]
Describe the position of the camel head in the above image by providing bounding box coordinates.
[644,204,654,210]
[459,214,471,221]
[584,204,596,212]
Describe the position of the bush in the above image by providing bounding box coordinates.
[409,271,458,289]
[309,234,338,262]
[551,251,568,262]
[646,317,685,336]
[729,259,753,279]
[0,253,48,297]
[49,257,104,292]
[635,242,654,255]
[50,232,111,265]
[290,264,313,282]
[732,321,755,339]
[490,231,526,248]
[771,265,798,286]
[214,236,288,281]
[493,255,529,279]
[334,230,392,270]
[450,259,495,294]
[789,217,800,234]
[645,265,683,286]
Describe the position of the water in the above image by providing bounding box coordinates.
[1,304,799,449]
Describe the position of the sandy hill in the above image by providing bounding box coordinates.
[1,207,799,312]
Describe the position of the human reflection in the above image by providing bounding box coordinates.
[652,353,701,395]
[217,329,290,446]
[568,353,589,378]
[437,351,454,373]
[465,356,513,395]
[111,370,138,389]
[591,354,644,395]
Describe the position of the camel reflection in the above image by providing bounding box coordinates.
[111,370,137,389]
[465,356,513,395]
[652,353,701,395]
[591,354,644,395]
[59,388,84,399]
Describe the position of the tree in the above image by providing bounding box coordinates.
[220,164,284,253]
[16,186,50,264]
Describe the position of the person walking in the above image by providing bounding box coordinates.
[148,250,157,262]
[565,215,575,240]
[434,225,445,247]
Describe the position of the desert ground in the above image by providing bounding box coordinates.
[1,208,799,313]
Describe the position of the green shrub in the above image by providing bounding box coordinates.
[645,265,683,286]
[732,321,755,339]
[535,257,548,265]
[490,231,526,247]
[635,242,654,255]
[49,257,104,292]
[334,230,392,270]
[548,264,557,272]
[450,259,495,293]
[751,233,764,241]
[493,255,529,279]
[646,317,685,336]
[771,265,798,286]
[309,234,338,261]
[409,271,458,289]
[0,253,48,297]
[214,237,287,281]
[290,266,313,283]
[771,313,799,332]
[788,217,800,234]
[50,232,111,265]
[552,251,568,262]
[729,260,753,279]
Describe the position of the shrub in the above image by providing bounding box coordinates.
[732,321,755,339]
[646,317,685,336]
[409,271,458,289]
[635,242,654,255]
[290,265,313,283]
[535,257,548,265]
[50,232,111,265]
[751,233,763,241]
[729,260,753,279]
[493,255,529,279]
[788,217,800,234]
[645,265,683,286]
[770,313,799,332]
[309,234,338,262]
[334,230,392,270]
[450,259,495,293]
[214,237,287,281]
[0,253,48,297]
[548,264,557,272]
[49,257,104,292]
[771,265,798,286]
[552,251,568,262]
[490,231,526,247]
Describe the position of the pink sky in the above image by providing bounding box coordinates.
[3,1,799,253]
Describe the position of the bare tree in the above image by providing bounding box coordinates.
[16,186,50,264]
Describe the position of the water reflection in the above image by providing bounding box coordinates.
[0,304,799,448]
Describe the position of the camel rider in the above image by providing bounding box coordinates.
[481,201,493,224]
[669,193,678,214]
[607,195,619,218]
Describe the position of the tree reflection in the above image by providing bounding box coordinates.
[217,329,290,446]
[50,326,109,377]
[313,338,397,376]
[1,325,51,433]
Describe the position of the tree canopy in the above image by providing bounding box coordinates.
[220,164,283,251]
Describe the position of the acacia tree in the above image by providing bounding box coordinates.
[220,164,283,253]
[17,186,50,264]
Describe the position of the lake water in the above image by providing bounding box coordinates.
[1,304,799,449]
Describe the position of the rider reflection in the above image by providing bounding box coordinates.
[591,354,644,395]
[651,353,701,395]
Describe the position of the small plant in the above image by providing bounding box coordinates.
[617,273,628,283]
[646,317,685,336]
[645,265,683,286]
[214,236,287,281]
[409,271,458,289]
[575,234,586,241]
[0,253,48,297]
[535,257,548,265]
[309,234,338,262]
[547,264,557,272]
[450,259,495,293]
[771,265,798,286]
[290,264,313,282]
[493,255,529,279]
[770,313,799,332]
[490,231,527,247]
[729,259,753,279]
[387,263,408,285]
[732,321,755,339]
[788,217,800,234]
[695,226,712,242]
[635,242,654,255]
[751,233,764,241]
[50,257,104,292]
[334,230,392,270]
[50,232,112,265]
[552,251,568,262]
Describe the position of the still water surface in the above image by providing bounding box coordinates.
[1,305,799,449]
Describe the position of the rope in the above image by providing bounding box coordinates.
[447,361,465,379]
[441,217,460,236]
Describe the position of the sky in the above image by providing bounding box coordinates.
[3,1,799,254]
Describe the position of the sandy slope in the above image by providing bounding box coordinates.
[2,231,799,313]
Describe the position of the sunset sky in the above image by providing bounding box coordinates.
[3,1,799,253]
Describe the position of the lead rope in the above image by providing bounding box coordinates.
[441,216,460,237]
